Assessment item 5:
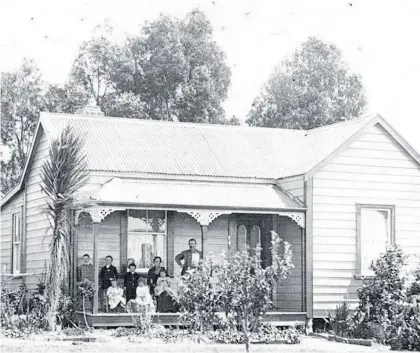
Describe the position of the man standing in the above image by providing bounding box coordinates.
[77,254,94,282]
[175,238,203,276]
[99,255,119,309]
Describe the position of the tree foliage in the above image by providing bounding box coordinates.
[178,232,294,352]
[247,37,367,129]
[41,126,89,330]
[69,10,231,123]
[1,60,46,194]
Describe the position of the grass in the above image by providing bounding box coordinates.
[0,335,398,353]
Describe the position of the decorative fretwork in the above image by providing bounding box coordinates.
[277,211,305,228]
[185,210,232,226]
[75,207,125,224]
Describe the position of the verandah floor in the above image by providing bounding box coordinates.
[75,311,307,328]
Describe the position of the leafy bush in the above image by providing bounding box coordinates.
[177,258,221,333]
[328,301,351,337]
[131,304,153,334]
[57,295,77,328]
[178,232,294,352]
[112,327,136,337]
[0,282,48,337]
[387,300,420,351]
[209,324,301,344]
[355,245,407,328]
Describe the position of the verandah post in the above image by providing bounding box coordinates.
[200,225,208,257]
[92,222,100,314]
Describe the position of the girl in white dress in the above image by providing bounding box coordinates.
[135,278,155,313]
[106,278,126,310]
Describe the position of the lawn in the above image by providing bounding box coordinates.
[1,335,399,353]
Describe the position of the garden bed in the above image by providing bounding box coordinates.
[311,333,372,347]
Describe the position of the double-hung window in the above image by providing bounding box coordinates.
[127,210,167,272]
[356,204,395,277]
[12,212,22,274]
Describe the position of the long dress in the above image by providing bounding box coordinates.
[106,286,126,309]
[135,285,155,313]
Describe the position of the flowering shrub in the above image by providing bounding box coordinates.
[355,245,407,328]
[177,259,221,333]
[178,232,294,352]
[387,300,420,351]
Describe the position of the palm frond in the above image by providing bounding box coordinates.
[41,125,89,329]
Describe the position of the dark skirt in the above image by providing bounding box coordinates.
[157,292,179,313]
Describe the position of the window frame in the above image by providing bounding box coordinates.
[355,203,395,278]
[127,209,168,271]
[11,210,23,275]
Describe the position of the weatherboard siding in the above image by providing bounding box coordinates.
[312,123,420,317]
[277,175,305,203]
[24,130,51,288]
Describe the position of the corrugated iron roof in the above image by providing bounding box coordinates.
[40,112,374,179]
[89,177,303,210]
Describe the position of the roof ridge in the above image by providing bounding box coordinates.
[41,112,304,133]
[305,114,376,135]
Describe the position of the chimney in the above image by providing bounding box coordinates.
[76,97,105,116]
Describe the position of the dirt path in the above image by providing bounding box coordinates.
[1,335,396,353]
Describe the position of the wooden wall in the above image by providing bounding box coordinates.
[272,215,304,312]
[24,129,51,288]
[311,123,420,317]
[77,211,122,272]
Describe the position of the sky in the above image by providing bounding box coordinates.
[1,0,420,151]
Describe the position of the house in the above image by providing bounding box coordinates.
[2,104,420,328]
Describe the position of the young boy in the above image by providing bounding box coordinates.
[99,255,119,309]
[124,262,139,302]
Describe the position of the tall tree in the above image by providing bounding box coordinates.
[247,37,367,129]
[71,10,231,123]
[1,60,46,194]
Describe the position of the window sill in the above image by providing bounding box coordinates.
[3,274,23,279]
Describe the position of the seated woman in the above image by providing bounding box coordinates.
[154,269,179,313]
[106,278,126,311]
[130,277,155,313]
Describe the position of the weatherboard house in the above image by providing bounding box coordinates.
[1,105,420,328]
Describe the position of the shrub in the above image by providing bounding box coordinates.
[209,324,301,344]
[177,258,221,334]
[387,301,420,351]
[0,282,48,337]
[57,295,77,328]
[328,301,351,337]
[131,304,153,334]
[355,245,407,328]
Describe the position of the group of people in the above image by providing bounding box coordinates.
[77,238,203,313]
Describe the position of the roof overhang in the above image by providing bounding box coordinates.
[87,177,305,212]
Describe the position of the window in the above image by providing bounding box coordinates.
[237,225,247,252]
[12,212,22,274]
[356,204,395,277]
[236,224,261,259]
[250,225,261,259]
[127,210,167,272]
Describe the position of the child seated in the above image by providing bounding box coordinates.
[133,278,155,313]
[106,278,126,310]
[154,269,174,296]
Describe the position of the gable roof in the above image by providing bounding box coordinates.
[39,112,376,179]
[3,111,419,208]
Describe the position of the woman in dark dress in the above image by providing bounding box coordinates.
[147,257,166,295]
[124,263,140,305]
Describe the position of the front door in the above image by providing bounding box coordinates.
[236,214,263,259]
